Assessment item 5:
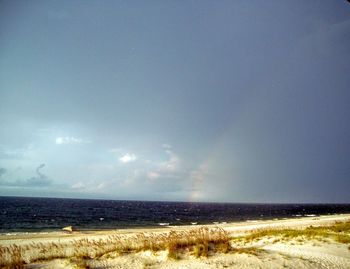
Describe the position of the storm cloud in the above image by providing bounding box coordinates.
[0,1,349,202]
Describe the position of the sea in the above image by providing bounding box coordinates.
[0,196,349,233]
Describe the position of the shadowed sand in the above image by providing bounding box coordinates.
[1,214,350,268]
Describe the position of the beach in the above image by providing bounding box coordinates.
[1,214,350,268]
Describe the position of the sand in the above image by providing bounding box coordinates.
[1,214,350,268]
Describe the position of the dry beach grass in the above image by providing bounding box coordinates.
[0,227,230,267]
[1,214,350,268]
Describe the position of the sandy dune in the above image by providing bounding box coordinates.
[1,214,350,268]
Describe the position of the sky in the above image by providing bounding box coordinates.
[1,1,350,203]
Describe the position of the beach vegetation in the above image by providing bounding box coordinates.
[193,242,208,258]
[235,220,350,244]
[1,221,350,267]
[231,246,262,256]
[0,227,231,266]
[165,227,229,259]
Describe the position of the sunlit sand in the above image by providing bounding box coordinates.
[1,214,350,268]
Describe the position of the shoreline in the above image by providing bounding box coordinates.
[1,213,350,242]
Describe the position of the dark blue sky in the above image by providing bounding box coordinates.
[1,1,350,202]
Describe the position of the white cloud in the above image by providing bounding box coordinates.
[71,181,85,189]
[162,143,172,149]
[55,136,91,145]
[97,182,107,190]
[145,148,181,182]
[161,149,179,171]
[147,171,160,180]
[119,153,137,163]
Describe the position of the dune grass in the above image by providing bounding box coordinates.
[1,221,349,268]
[235,220,350,244]
[0,227,230,267]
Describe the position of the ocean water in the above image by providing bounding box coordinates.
[0,196,349,233]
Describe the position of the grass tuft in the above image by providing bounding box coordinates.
[236,220,350,245]
[1,220,349,267]
[193,242,208,258]
[0,227,231,266]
